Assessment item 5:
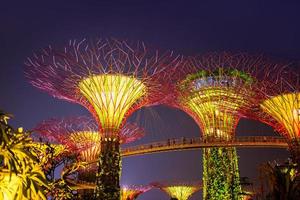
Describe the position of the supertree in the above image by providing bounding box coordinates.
[24,38,180,200]
[251,69,300,166]
[35,116,145,200]
[120,185,152,200]
[68,183,152,200]
[153,181,202,200]
[166,53,278,200]
[34,116,144,162]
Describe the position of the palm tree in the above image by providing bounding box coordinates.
[258,160,300,200]
[239,177,254,199]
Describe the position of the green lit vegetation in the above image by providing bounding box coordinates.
[203,147,242,200]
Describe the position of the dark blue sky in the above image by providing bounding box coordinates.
[1,1,299,199]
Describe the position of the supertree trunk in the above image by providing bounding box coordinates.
[94,138,121,200]
[203,147,242,200]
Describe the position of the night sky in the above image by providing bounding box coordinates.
[1,1,300,199]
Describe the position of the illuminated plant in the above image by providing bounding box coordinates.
[30,141,69,183]
[0,172,20,200]
[48,161,86,200]
[24,38,180,200]
[153,181,201,200]
[120,185,152,200]
[0,112,48,200]
[0,166,48,200]
[168,53,276,200]
[34,116,145,162]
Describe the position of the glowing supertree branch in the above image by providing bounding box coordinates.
[252,71,300,165]
[25,39,181,135]
[153,181,201,200]
[261,93,300,139]
[176,54,263,139]
[78,74,146,133]
[25,38,181,200]
[162,53,280,200]
[256,73,300,140]
[121,185,152,200]
[34,116,144,162]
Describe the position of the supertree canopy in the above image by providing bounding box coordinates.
[34,116,144,162]
[177,55,256,140]
[69,182,152,200]
[120,185,152,200]
[168,53,273,200]
[25,38,179,200]
[253,72,300,165]
[153,181,202,200]
[261,93,300,139]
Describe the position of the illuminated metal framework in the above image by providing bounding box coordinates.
[253,73,300,165]
[66,181,152,200]
[153,181,202,200]
[25,39,179,136]
[168,53,277,200]
[25,38,181,200]
[120,185,152,200]
[34,116,144,162]
[261,93,300,139]
[176,56,259,140]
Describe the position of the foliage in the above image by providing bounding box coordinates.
[179,68,254,92]
[94,139,121,200]
[0,111,49,200]
[203,147,242,200]
[31,141,69,181]
[257,160,300,200]
[47,161,86,200]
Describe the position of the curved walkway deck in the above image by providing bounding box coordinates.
[121,136,288,157]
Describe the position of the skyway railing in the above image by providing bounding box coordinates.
[121,136,288,157]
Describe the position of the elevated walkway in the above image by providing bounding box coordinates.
[122,136,288,157]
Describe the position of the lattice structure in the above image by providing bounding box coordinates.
[253,71,300,165]
[168,53,278,200]
[25,38,180,200]
[68,182,152,200]
[121,185,152,200]
[153,181,201,200]
[34,116,144,162]
[261,93,300,139]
